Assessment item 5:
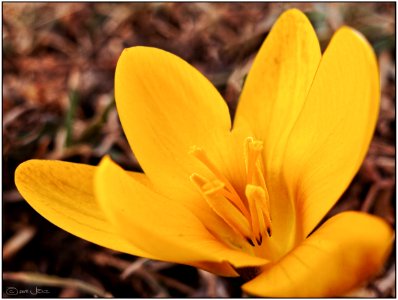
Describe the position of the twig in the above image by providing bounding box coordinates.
[3,227,36,260]
[198,269,221,297]
[3,190,23,203]
[120,258,148,280]
[92,251,131,270]
[134,269,170,297]
[373,264,396,295]
[361,179,394,212]
[150,271,197,296]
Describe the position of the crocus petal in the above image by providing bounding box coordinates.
[14,160,152,257]
[234,9,321,142]
[283,27,380,239]
[95,156,269,270]
[115,46,231,205]
[233,9,321,251]
[243,211,393,297]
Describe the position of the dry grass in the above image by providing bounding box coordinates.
[3,2,395,297]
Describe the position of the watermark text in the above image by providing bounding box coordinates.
[5,286,50,296]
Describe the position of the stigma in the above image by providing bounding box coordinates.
[189,137,272,247]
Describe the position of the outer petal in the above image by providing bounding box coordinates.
[283,27,380,240]
[115,46,231,205]
[243,212,393,297]
[233,9,322,251]
[95,157,269,270]
[15,160,240,277]
[14,160,152,258]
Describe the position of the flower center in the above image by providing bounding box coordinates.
[189,137,272,248]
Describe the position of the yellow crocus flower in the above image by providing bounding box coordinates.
[15,9,393,297]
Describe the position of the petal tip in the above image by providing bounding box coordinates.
[14,159,41,190]
[119,45,169,62]
[278,8,311,23]
[15,160,28,180]
[282,8,306,17]
[333,25,375,54]
[98,155,113,167]
[336,26,363,41]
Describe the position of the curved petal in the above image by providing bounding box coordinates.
[234,9,321,143]
[233,9,322,251]
[95,157,269,270]
[115,46,231,205]
[243,212,393,297]
[283,27,380,240]
[14,160,152,258]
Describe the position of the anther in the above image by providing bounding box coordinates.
[190,173,209,188]
[190,174,252,241]
[246,237,255,247]
[256,234,263,246]
[244,137,264,185]
[190,139,273,249]
[190,173,224,196]
[190,146,251,219]
[246,184,272,242]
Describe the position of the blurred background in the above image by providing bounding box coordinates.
[3,2,395,297]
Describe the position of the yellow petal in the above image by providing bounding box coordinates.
[115,46,255,245]
[233,9,321,250]
[243,212,393,297]
[115,46,231,205]
[95,156,268,269]
[14,160,151,257]
[235,9,321,141]
[283,27,380,240]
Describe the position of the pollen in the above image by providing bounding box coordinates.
[189,137,272,248]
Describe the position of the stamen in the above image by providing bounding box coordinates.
[190,173,224,196]
[190,173,208,187]
[253,162,267,191]
[189,138,273,249]
[190,146,250,219]
[246,184,272,240]
[246,237,255,247]
[190,175,253,241]
[253,166,271,214]
[244,137,264,185]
